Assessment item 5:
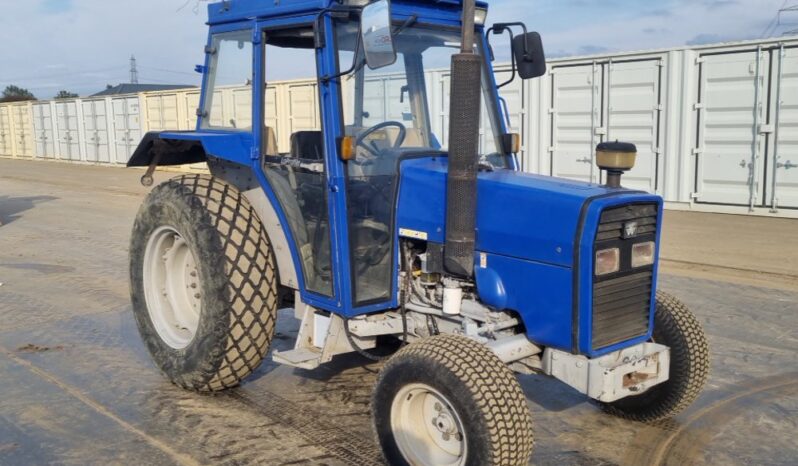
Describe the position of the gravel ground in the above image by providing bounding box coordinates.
[0,158,796,466]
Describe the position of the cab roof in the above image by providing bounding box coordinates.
[207,0,488,26]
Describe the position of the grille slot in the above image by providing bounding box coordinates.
[596,204,658,241]
[591,202,658,350]
[592,271,652,348]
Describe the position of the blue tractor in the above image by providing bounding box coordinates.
[127,0,710,464]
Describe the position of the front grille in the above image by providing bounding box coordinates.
[591,203,658,349]
[592,271,653,348]
[595,203,658,241]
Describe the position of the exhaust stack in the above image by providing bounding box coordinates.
[444,0,481,277]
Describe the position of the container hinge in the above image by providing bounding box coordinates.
[250,147,260,161]
[693,103,704,110]
[692,148,703,155]
[654,147,662,154]
[690,192,700,199]
[759,124,774,134]
[695,56,705,64]
[548,108,556,114]
[547,146,556,153]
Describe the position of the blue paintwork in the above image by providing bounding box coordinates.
[398,157,618,267]
[396,157,663,355]
[160,131,253,165]
[170,0,667,356]
[207,0,488,26]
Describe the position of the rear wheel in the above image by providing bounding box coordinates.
[372,335,534,466]
[600,291,710,422]
[130,174,278,392]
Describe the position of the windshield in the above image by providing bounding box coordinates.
[335,21,508,168]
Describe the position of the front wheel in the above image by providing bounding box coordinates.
[372,335,534,466]
[601,291,710,422]
[129,175,278,392]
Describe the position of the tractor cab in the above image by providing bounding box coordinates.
[133,0,543,315]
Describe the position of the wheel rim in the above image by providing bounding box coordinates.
[390,383,467,466]
[143,226,201,349]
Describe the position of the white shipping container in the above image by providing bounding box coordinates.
[32,102,56,159]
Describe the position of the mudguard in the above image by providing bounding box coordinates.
[127,131,207,167]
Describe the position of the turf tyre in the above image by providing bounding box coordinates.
[372,334,534,466]
[601,291,710,422]
[130,174,278,392]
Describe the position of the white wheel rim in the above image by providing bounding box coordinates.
[143,226,201,349]
[390,383,467,466]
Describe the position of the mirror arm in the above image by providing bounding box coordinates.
[315,7,365,83]
[393,14,418,36]
[488,25,517,89]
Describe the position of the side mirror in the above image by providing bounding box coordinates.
[514,32,546,79]
[360,0,397,70]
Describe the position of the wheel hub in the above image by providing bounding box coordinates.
[143,226,201,349]
[391,383,466,466]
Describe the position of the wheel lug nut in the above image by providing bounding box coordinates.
[441,433,450,441]
[434,402,442,412]
[190,283,197,289]
[190,271,197,277]
[194,293,201,299]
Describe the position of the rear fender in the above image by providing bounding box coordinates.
[127,131,207,167]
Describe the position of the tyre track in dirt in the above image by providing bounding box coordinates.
[621,372,798,466]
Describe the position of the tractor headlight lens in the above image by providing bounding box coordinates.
[632,241,655,268]
[474,7,488,25]
[595,248,620,276]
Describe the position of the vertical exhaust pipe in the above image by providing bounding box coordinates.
[444,0,481,277]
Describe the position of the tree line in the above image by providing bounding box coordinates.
[0,85,79,103]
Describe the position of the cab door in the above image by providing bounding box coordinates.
[252,19,342,310]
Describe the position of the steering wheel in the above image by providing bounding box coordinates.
[355,121,407,158]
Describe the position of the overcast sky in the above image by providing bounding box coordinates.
[0,0,794,99]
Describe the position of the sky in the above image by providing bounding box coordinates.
[0,0,795,99]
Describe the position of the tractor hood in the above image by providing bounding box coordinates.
[396,156,654,268]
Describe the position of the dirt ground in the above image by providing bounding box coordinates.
[1,158,796,466]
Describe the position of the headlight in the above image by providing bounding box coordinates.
[632,241,655,268]
[474,7,488,25]
[595,248,620,276]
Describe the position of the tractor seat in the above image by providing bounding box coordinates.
[290,131,324,161]
[263,126,279,157]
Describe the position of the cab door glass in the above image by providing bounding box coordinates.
[202,30,253,131]
[261,29,333,296]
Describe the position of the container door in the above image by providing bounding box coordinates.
[33,103,55,158]
[694,50,770,206]
[287,83,319,138]
[113,97,140,164]
[605,59,662,193]
[57,101,80,160]
[231,88,252,130]
[264,86,280,151]
[185,92,201,130]
[145,94,180,131]
[83,100,111,163]
[768,46,798,210]
[0,107,10,156]
[550,63,603,183]
[13,105,33,158]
